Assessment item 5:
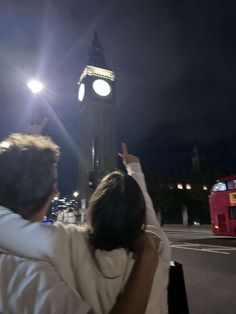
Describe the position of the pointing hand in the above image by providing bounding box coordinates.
[119,143,140,165]
[28,118,48,136]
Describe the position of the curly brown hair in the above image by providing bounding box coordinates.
[0,133,60,217]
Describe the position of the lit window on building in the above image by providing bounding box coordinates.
[177,183,183,189]
[186,184,192,190]
[203,185,208,190]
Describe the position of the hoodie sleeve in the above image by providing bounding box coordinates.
[0,206,56,259]
[125,162,159,228]
[0,206,79,291]
[125,162,171,262]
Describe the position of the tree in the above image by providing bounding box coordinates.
[147,181,210,224]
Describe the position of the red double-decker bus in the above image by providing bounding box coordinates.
[209,175,236,236]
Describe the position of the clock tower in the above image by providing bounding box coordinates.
[77,33,116,206]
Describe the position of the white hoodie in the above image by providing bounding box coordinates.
[0,162,171,314]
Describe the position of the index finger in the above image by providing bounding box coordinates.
[121,143,128,156]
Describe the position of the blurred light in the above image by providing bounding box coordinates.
[27,79,44,94]
[203,185,208,190]
[177,183,183,190]
[73,191,79,198]
[53,196,59,201]
[186,184,192,190]
[0,141,10,149]
[212,182,226,192]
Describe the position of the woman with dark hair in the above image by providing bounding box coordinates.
[57,143,171,314]
[88,170,146,252]
[0,143,170,314]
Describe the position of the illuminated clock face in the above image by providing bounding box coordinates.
[78,83,85,101]
[92,79,111,96]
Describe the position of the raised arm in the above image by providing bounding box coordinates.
[119,143,171,264]
[120,143,159,228]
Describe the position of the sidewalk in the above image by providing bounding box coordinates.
[163,224,212,233]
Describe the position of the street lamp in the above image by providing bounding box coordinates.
[27,79,44,125]
[73,191,79,198]
[27,79,44,94]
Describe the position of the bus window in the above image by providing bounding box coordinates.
[227,180,236,190]
[229,206,236,219]
[211,182,227,192]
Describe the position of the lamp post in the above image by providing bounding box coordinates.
[73,191,80,223]
[27,79,44,124]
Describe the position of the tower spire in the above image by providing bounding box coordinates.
[88,32,110,69]
[192,144,201,174]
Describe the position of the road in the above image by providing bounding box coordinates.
[164,226,236,314]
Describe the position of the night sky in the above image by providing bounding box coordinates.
[1,0,236,193]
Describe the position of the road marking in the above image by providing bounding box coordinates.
[171,243,236,255]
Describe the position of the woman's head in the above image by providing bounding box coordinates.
[87,171,146,251]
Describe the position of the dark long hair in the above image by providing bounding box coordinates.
[87,171,146,251]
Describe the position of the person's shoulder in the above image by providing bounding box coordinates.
[54,222,87,237]
[0,253,90,314]
[94,248,134,278]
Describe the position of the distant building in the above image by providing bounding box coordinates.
[77,33,117,206]
[146,145,227,224]
[150,145,226,195]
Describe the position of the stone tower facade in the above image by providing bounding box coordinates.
[77,33,116,207]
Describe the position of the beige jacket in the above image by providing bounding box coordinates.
[0,162,171,314]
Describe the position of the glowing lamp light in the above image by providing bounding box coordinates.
[203,185,208,190]
[73,191,79,198]
[0,141,10,149]
[27,80,44,94]
[177,183,183,190]
[93,79,111,96]
[186,184,192,190]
